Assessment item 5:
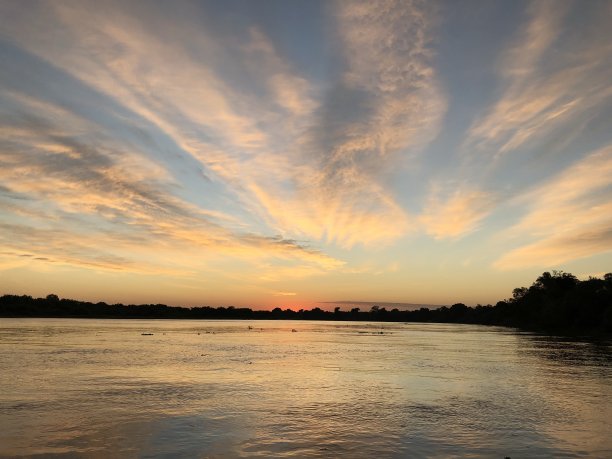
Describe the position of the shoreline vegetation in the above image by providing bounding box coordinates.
[1,271,611,334]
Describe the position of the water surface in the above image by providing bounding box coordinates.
[1,319,610,458]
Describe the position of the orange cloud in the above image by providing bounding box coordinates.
[419,186,496,240]
[494,145,612,269]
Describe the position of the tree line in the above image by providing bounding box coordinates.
[1,271,611,333]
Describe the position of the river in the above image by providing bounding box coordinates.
[0,319,610,458]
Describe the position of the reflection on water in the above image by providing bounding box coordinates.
[0,319,610,458]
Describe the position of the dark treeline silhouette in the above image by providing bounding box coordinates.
[1,271,611,333]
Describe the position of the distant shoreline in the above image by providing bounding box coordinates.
[317,301,444,311]
[2,271,611,335]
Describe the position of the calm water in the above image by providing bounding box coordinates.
[0,319,611,458]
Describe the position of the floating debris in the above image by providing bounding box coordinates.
[141,333,153,336]
[291,329,297,332]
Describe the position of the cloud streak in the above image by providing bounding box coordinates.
[466,0,612,157]
[495,144,612,269]
[0,0,446,254]
[0,1,348,281]
[249,0,446,247]
[419,186,496,240]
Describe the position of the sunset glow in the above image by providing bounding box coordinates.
[0,0,610,308]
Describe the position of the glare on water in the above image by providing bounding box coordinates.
[0,319,611,458]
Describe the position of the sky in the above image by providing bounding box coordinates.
[0,0,610,309]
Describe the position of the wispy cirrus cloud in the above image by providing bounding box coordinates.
[273,291,297,297]
[0,53,340,278]
[244,28,318,118]
[419,186,496,240]
[248,0,447,247]
[0,0,445,281]
[494,144,612,269]
[0,0,445,255]
[465,0,612,157]
[426,0,612,246]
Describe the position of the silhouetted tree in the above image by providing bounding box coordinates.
[1,271,610,333]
